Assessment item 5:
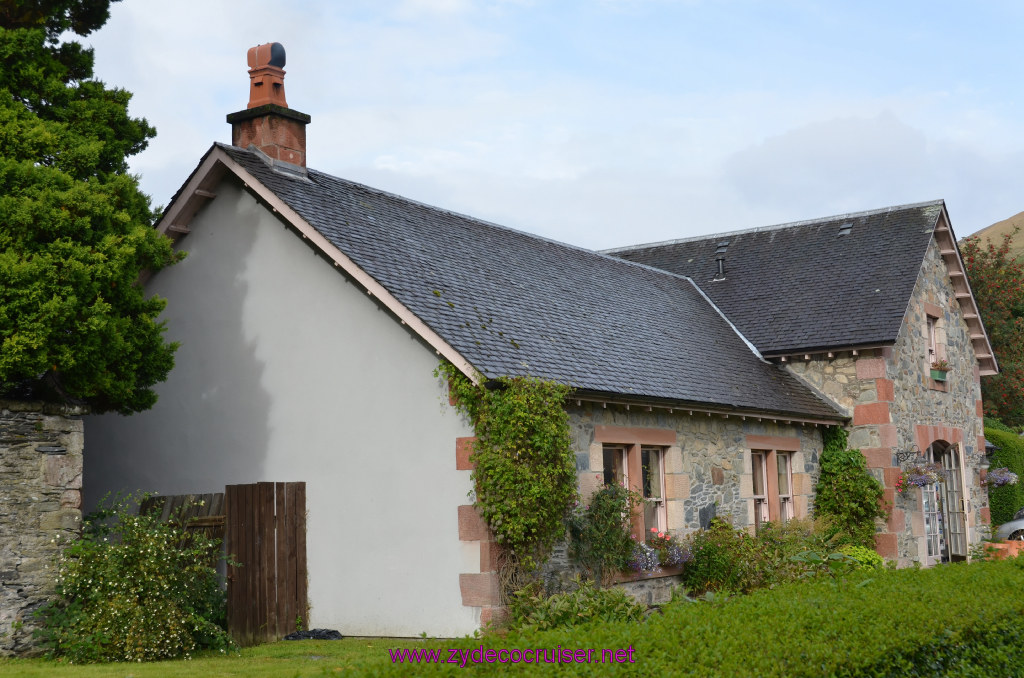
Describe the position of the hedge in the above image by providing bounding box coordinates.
[359,558,1024,676]
[984,427,1024,525]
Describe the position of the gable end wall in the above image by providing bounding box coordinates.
[785,237,986,565]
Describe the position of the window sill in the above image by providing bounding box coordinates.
[929,378,948,392]
[609,564,685,584]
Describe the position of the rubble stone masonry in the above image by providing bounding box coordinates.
[0,401,84,656]
[786,238,986,565]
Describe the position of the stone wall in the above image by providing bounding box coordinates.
[536,403,824,597]
[784,237,986,565]
[566,402,822,535]
[885,237,986,564]
[0,402,84,657]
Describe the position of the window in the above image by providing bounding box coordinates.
[926,315,938,360]
[600,443,666,538]
[641,446,666,534]
[751,449,793,531]
[602,446,626,486]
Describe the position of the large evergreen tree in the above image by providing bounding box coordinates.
[962,230,1024,428]
[0,0,180,413]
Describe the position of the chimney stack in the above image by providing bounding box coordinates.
[227,42,311,167]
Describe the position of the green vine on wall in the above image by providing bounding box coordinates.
[436,362,578,572]
[814,426,889,549]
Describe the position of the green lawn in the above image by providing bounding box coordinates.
[0,638,426,677]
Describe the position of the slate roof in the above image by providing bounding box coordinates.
[606,202,944,355]
[210,144,843,420]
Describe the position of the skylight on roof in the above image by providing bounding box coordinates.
[838,223,853,236]
[715,241,730,254]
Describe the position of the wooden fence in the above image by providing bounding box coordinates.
[225,482,308,646]
[139,483,308,647]
[139,492,226,543]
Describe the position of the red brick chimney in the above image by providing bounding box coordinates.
[226,42,311,167]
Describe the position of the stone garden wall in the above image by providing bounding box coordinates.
[0,401,84,657]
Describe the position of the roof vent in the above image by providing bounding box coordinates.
[838,222,853,236]
[715,241,730,254]
[714,256,726,280]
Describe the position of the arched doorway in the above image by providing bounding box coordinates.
[922,441,968,565]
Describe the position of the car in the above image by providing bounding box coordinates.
[995,509,1024,541]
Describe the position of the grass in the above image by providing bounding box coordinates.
[0,638,426,677]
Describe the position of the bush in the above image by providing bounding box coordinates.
[814,426,888,547]
[370,558,1024,676]
[681,518,761,594]
[36,494,232,663]
[984,427,1024,525]
[567,484,640,585]
[838,544,884,569]
[681,518,835,595]
[506,578,645,632]
[985,416,1016,434]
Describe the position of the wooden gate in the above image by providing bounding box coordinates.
[225,482,308,646]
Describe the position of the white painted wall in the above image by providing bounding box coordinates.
[85,179,479,636]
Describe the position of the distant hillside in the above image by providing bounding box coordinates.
[965,211,1024,259]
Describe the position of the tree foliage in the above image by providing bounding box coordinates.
[0,0,181,413]
[962,230,1024,427]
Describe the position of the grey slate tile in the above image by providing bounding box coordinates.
[606,204,942,355]
[211,144,844,420]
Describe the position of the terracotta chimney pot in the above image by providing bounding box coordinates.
[247,42,288,108]
[227,42,311,168]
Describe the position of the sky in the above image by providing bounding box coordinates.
[82,0,1024,250]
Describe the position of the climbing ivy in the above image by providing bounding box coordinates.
[814,426,889,548]
[436,362,578,572]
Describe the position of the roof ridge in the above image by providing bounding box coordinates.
[220,143,718,287]
[602,199,946,254]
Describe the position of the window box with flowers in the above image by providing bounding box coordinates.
[930,359,951,382]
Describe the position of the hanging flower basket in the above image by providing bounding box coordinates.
[896,463,945,494]
[986,467,1019,488]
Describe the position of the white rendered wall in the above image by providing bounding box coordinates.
[84,179,479,636]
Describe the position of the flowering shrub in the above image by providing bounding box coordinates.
[36,494,232,663]
[931,359,951,371]
[896,463,945,494]
[986,467,1020,488]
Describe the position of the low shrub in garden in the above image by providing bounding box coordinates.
[506,578,645,632]
[838,544,884,569]
[681,518,760,594]
[681,518,839,595]
[369,558,1024,676]
[36,494,232,663]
